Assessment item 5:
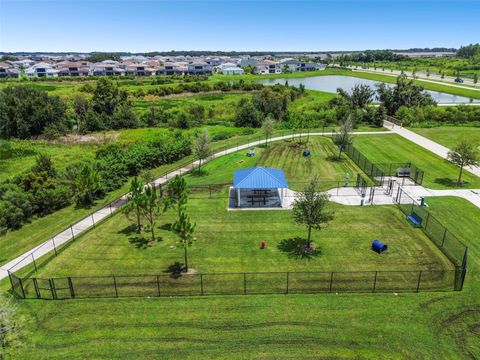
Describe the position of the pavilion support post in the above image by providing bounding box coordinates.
[237,188,241,207]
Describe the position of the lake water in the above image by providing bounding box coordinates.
[260,75,479,104]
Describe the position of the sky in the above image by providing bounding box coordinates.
[0,0,479,52]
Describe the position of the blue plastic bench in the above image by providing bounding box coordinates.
[407,213,422,227]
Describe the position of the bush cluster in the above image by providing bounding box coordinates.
[395,105,480,127]
[137,80,263,98]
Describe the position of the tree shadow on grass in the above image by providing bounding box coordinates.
[164,262,184,278]
[190,168,209,177]
[326,155,343,162]
[159,223,173,231]
[128,234,163,249]
[277,237,322,260]
[118,224,138,236]
[434,177,469,188]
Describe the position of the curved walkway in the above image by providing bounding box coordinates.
[384,120,480,177]
[2,127,480,281]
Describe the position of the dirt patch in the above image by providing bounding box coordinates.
[56,132,119,145]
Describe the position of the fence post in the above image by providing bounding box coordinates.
[329,272,334,292]
[52,237,58,256]
[200,274,204,296]
[70,225,75,240]
[424,213,430,230]
[441,228,447,247]
[18,277,26,299]
[7,270,14,292]
[31,253,37,272]
[68,277,75,298]
[33,278,40,298]
[416,271,422,292]
[113,276,118,297]
[49,279,57,300]
[285,272,289,294]
[372,271,378,293]
[243,273,247,295]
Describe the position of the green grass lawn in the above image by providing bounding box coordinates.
[353,133,480,189]
[185,137,366,190]
[20,137,452,278]
[0,130,383,267]
[28,197,451,278]
[410,126,480,149]
[10,194,480,359]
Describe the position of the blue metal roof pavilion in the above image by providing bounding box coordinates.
[233,166,288,189]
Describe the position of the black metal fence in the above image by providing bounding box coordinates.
[164,181,359,200]
[394,187,468,291]
[344,144,424,186]
[9,269,458,300]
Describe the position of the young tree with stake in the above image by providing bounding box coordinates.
[333,116,353,159]
[193,129,211,172]
[124,177,145,233]
[139,185,162,242]
[172,206,196,272]
[165,175,189,215]
[262,117,274,147]
[447,140,479,185]
[292,177,334,249]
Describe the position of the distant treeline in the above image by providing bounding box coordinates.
[456,43,480,59]
[0,48,460,58]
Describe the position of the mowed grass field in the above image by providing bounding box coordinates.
[353,133,480,189]
[11,197,480,359]
[17,139,452,278]
[0,130,382,267]
[410,126,480,149]
[27,196,451,278]
[185,136,367,189]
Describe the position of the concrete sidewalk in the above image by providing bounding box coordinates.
[384,120,480,177]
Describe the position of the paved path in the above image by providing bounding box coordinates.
[384,120,480,177]
[347,67,480,92]
[0,130,390,281]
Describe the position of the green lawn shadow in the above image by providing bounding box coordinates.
[277,237,322,259]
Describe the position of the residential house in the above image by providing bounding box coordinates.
[278,59,326,72]
[125,63,158,76]
[0,62,20,78]
[56,61,91,77]
[25,62,59,78]
[186,61,213,75]
[255,60,281,74]
[157,62,185,75]
[221,66,244,75]
[92,62,125,76]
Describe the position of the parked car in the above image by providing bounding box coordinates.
[455,78,464,83]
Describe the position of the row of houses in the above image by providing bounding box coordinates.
[0,54,325,78]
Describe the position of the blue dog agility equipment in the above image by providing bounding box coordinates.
[371,239,388,253]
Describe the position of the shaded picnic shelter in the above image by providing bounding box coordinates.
[232,166,288,208]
